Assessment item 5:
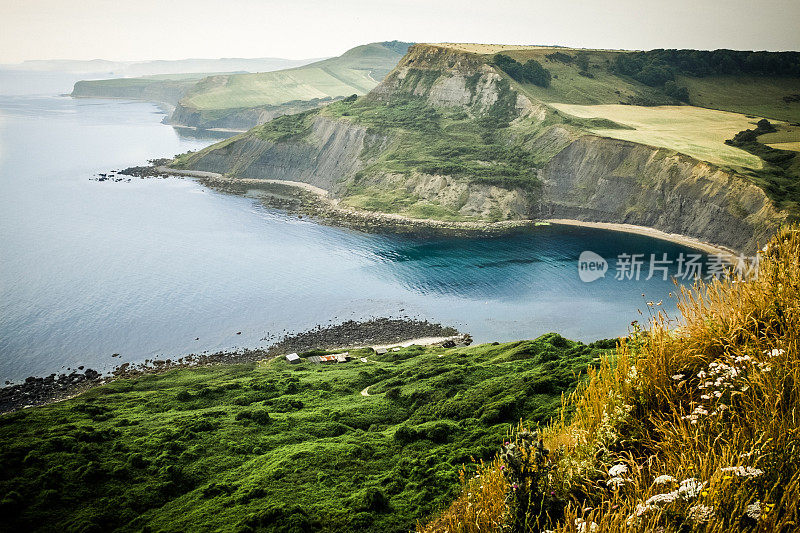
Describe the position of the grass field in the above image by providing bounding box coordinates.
[759,122,800,152]
[549,103,766,168]
[0,336,612,533]
[678,75,800,123]
[180,42,410,111]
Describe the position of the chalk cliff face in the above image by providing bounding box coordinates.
[369,44,540,117]
[184,115,374,193]
[169,99,338,131]
[537,136,783,252]
[178,44,785,253]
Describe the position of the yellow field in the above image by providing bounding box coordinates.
[768,142,800,151]
[548,103,766,168]
[433,43,560,54]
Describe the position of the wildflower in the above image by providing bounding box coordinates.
[688,504,714,523]
[512,483,519,490]
[607,477,626,489]
[720,466,764,478]
[671,374,685,380]
[652,474,676,485]
[608,463,628,477]
[634,503,658,516]
[765,349,784,357]
[745,501,761,520]
[646,491,678,506]
[698,370,707,379]
[678,478,706,499]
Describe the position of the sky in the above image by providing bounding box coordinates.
[1,0,799,63]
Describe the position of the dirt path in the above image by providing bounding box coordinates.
[360,385,371,397]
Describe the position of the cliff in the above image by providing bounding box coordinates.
[176,44,788,253]
[71,77,199,107]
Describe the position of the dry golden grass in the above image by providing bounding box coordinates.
[420,225,800,532]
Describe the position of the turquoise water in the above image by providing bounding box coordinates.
[0,95,704,382]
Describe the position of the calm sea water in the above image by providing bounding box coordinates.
[0,95,704,382]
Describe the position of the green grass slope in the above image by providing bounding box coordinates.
[180,42,411,112]
[0,335,613,533]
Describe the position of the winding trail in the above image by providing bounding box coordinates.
[360,385,371,397]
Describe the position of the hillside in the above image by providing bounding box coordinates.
[169,41,412,130]
[69,57,324,109]
[71,73,222,107]
[0,336,613,532]
[172,43,800,252]
[418,225,800,533]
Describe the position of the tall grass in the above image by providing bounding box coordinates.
[420,225,800,532]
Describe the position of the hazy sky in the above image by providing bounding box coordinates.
[1,0,799,63]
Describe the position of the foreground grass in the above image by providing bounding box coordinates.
[421,225,800,532]
[0,336,613,532]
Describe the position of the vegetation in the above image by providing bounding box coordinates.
[726,120,800,216]
[611,49,800,105]
[677,75,800,123]
[179,42,411,111]
[493,54,551,88]
[0,336,614,533]
[421,225,800,532]
[253,110,316,143]
[324,90,549,201]
[548,103,766,168]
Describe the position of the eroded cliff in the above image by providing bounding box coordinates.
[176,44,787,252]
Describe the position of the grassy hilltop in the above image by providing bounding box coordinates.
[0,335,613,532]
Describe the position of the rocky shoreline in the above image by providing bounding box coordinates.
[0,318,468,414]
[170,167,536,238]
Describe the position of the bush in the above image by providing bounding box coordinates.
[235,409,271,425]
[492,54,551,87]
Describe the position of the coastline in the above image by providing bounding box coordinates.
[158,166,741,255]
[543,219,739,258]
[0,318,468,414]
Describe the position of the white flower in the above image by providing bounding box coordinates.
[720,466,763,478]
[678,478,706,499]
[745,501,761,520]
[688,504,714,523]
[671,374,685,380]
[698,370,707,379]
[653,474,677,485]
[765,349,784,358]
[646,491,678,506]
[607,476,626,489]
[634,503,658,517]
[608,463,628,477]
